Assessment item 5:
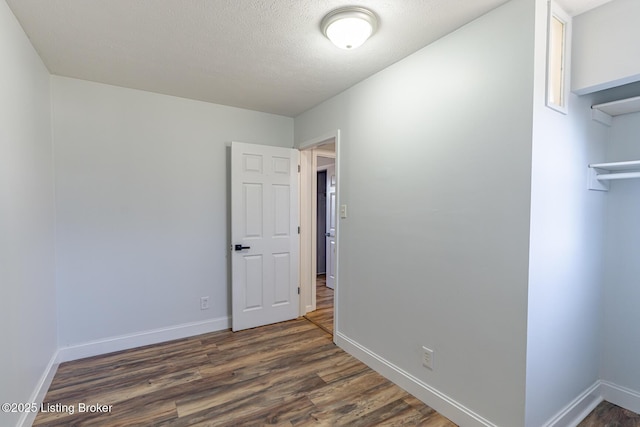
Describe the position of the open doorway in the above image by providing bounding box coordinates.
[299,134,338,338]
[305,153,335,334]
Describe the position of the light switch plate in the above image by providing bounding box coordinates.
[422,346,434,370]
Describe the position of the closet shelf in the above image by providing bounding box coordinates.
[592,96,640,116]
[588,160,640,191]
[591,96,640,126]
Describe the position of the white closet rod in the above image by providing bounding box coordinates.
[590,160,640,170]
[596,171,640,181]
[588,161,640,190]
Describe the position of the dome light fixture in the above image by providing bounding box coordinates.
[321,6,378,50]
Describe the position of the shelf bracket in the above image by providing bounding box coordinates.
[591,108,612,127]
[588,167,609,191]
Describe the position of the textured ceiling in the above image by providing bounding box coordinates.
[6,0,614,117]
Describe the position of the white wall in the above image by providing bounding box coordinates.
[295,0,534,425]
[572,0,640,94]
[524,2,609,425]
[52,76,293,348]
[0,1,57,426]
[600,105,640,413]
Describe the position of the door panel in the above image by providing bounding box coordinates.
[243,184,263,237]
[231,142,299,331]
[273,185,290,235]
[244,255,263,310]
[273,253,291,304]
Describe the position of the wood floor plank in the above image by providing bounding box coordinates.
[309,382,411,425]
[175,366,326,417]
[54,336,208,376]
[308,370,390,408]
[45,354,209,404]
[315,354,371,384]
[341,398,421,426]
[176,373,326,422]
[163,395,314,427]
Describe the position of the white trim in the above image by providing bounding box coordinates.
[17,351,60,427]
[600,381,640,415]
[310,150,319,311]
[545,1,572,114]
[315,149,336,159]
[333,131,340,342]
[298,131,337,150]
[335,332,498,427]
[298,148,313,316]
[540,381,602,427]
[57,316,230,362]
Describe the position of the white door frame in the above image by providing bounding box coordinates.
[298,130,340,341]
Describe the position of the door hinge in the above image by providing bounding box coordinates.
[297,226,300,234]
[298,164,301,173]
[298,287,300,295]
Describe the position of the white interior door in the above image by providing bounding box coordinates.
[325,164,336,290]
[231,142,299,331]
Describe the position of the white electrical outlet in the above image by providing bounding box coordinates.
[422,346,434,370]
[200,296,210,310]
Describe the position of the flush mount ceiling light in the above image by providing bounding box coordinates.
[321,6,378,50]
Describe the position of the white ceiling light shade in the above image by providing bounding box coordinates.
[321,7,378,50]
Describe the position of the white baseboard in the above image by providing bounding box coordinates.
[57,316,231,363]
[541,381,602,427]
[335,332,498,427]
[17,351,59,427]
[600,380,640,415]
[541,381,640,427]
[335,332,640,427]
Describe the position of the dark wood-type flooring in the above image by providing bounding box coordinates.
[34,318,455,426]
[579,400,640,427]
[304,274,334,335]
[33,286,639,427]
